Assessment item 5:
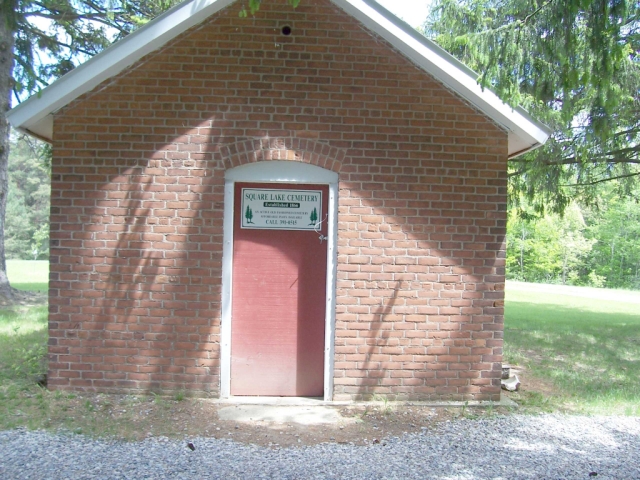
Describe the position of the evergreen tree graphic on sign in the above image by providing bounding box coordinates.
[309,207,318,225]
[245,205,254,224]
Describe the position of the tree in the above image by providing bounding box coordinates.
[424,0,640,214]
[505,210,533,280]
[584,194,640,288]
[0,0,180,300]
[554,205,596,285]
[6,133,50,260]
[0,2,15,299]
[506,203,594,284]
[239,0,300,16]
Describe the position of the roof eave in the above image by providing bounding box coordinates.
[7,0,237,143]
[8,0,551,156]
[332,0,552,156]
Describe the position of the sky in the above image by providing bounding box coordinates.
[375,0,433,28]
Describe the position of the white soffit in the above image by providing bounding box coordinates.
[6,0,236,141]
[7,0,550,157]
[337,0,551,157]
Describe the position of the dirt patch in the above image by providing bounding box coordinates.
[0,288,47,308]
[500,363,564,412]
[17,391,514,447]
[206,403,460,447]
[509,364,557,398]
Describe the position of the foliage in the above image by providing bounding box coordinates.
[507,203,594,284]
[424,0,640,213]
[506,194,640,288]
[239,0,301,17]
[0,306,48,384]
[6,134,50,260]
[8,0,181,101]
[583,196,640,289]
[0,0,181,289]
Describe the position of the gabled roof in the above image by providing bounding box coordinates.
[7,0,551,157]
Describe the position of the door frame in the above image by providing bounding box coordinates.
[220,161,339,400]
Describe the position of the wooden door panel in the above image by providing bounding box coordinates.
[231,182,328,396]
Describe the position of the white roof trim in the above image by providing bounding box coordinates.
[337,0,551,157]
[7,0,550,157]
[7,0,235,141]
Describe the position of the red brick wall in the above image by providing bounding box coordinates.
[49,0,507,401]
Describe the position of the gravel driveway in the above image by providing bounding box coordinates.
[1,414,639,479]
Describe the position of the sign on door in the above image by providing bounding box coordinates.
[241,188,323,231]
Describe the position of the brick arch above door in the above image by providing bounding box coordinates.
[219,138,345,173]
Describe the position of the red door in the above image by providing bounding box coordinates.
[231,182,328,396]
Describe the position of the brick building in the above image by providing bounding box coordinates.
[8,0,549,401]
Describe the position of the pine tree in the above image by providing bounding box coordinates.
[424,0,640,213]
[238,0,301,17]
[0,0,180,302]
[6,133,50,260]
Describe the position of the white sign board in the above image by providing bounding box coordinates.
[240,188,323,231]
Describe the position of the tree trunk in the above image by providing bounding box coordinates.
[0,9,17,301]
[520,227,525,278]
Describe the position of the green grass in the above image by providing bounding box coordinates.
[6,260,49,291]
[0,304,164,437]
[0,305,49,430]
[505,283,640,415]
[0,306,48,382]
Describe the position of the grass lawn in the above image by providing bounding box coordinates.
[6,260,49,292]
[0,304,50,430]
[505,281,640,415]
